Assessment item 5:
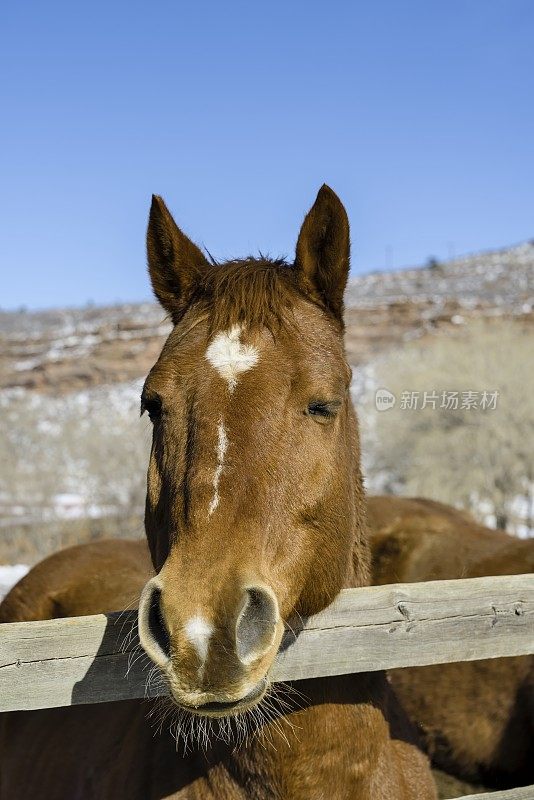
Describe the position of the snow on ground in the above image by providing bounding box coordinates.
[0,564,29,600]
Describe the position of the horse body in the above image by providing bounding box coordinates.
[0,187,436,799]
[368,495,534,788]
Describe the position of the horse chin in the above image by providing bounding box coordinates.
[170,677,269,719]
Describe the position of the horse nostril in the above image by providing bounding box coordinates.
[138,580,171,665]
[148,588,171,659]
[236,586,279,665]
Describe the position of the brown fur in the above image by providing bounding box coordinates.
[368,495,534,789]
[0,187,436,799]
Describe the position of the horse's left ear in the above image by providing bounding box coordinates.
[295,184,350,321]
[147,195,210,321]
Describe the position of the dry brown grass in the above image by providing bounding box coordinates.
[361,319,534,536]
[0,513,144,566]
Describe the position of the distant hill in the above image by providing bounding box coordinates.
[345,241,534,308]
[0,240,532,395]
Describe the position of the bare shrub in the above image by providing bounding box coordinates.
[358,320,534,536]
[0,381,151,533]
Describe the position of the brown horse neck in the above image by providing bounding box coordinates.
[153,672,427,799]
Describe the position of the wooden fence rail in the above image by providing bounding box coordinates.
[1,573,533,713]
[457,788,534,800]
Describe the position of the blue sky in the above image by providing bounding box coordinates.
[1,1,533,309]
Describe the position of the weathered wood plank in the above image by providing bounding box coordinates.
[456,785,534,799]
[0,573,532,712]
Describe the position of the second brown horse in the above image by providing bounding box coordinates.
[369,495,534,790]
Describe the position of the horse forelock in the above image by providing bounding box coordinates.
[185,256,319,335]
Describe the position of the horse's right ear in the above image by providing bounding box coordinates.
[147,195,209,320]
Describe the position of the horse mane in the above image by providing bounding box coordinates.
[191,257,302,333]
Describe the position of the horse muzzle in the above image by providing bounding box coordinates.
[137,576,283,717]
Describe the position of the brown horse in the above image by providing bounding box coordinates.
[0,187,436,799]
[368,495,534,790]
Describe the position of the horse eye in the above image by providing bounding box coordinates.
[141,396,163,422]
[306,401,341,422]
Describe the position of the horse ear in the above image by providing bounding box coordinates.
[295,184,350,321]
[147,195,209,319]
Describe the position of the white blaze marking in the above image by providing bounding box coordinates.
[204,326,259,515]
[184,615,214,665]
[208,422,228,516]
[205,324,259,392]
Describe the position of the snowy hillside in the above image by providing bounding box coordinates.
[1,241,533,396]
[345,241,534,310]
